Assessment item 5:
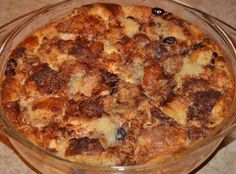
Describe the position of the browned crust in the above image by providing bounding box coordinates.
[65,137,104,156]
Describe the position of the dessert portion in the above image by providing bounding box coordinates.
[1,3,234,166]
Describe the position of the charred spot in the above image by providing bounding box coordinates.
[65,137,104,156]
[150,107,176,125]
[101,70,119,88]
[69,37,103,58]
[187,126,207,140]
[116,127,126,140]
[79,98,104,118]
[3,101,21,125]
[5,59,17,76]
[187,90,221,120]
[27,64,65,94]
[69,37,90,57]
[211,52,218,65]
[195,91,221,104]
[56,39,74,54]
[183,78,210,92]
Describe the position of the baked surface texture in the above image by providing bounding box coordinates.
[1,3,234,166]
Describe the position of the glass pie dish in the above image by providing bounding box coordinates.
[0,0,236,174]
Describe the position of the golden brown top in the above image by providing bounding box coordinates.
[1,3,234,166]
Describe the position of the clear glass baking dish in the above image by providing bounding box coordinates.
[0,0,236,174]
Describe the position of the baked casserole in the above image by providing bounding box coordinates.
[2,3,234,166]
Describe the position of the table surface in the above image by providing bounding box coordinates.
[0,0,236,174]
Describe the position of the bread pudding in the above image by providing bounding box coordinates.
[1,3,234,166]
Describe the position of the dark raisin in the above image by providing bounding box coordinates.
[5,59,17,76]
[15,47,26,58]
[156,47,163,59]
[152,7,165,16]
[192,39,210,50]
[211,52,218,64]
[116,127,126,140]
[126,16,136,20]
[163,37,177,44]
[193,42,204,50]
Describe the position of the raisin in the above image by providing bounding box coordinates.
[192,39,210,50]
[5,59,17,76]
[116,127,126,140]
[193,42,205,50]
[163,37,177,44]
[152,7,165,16]
[126,16,136,20]
[211,52,218,65]
[156,47,163,59]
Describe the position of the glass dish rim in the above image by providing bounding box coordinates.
[0,0,236,171]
